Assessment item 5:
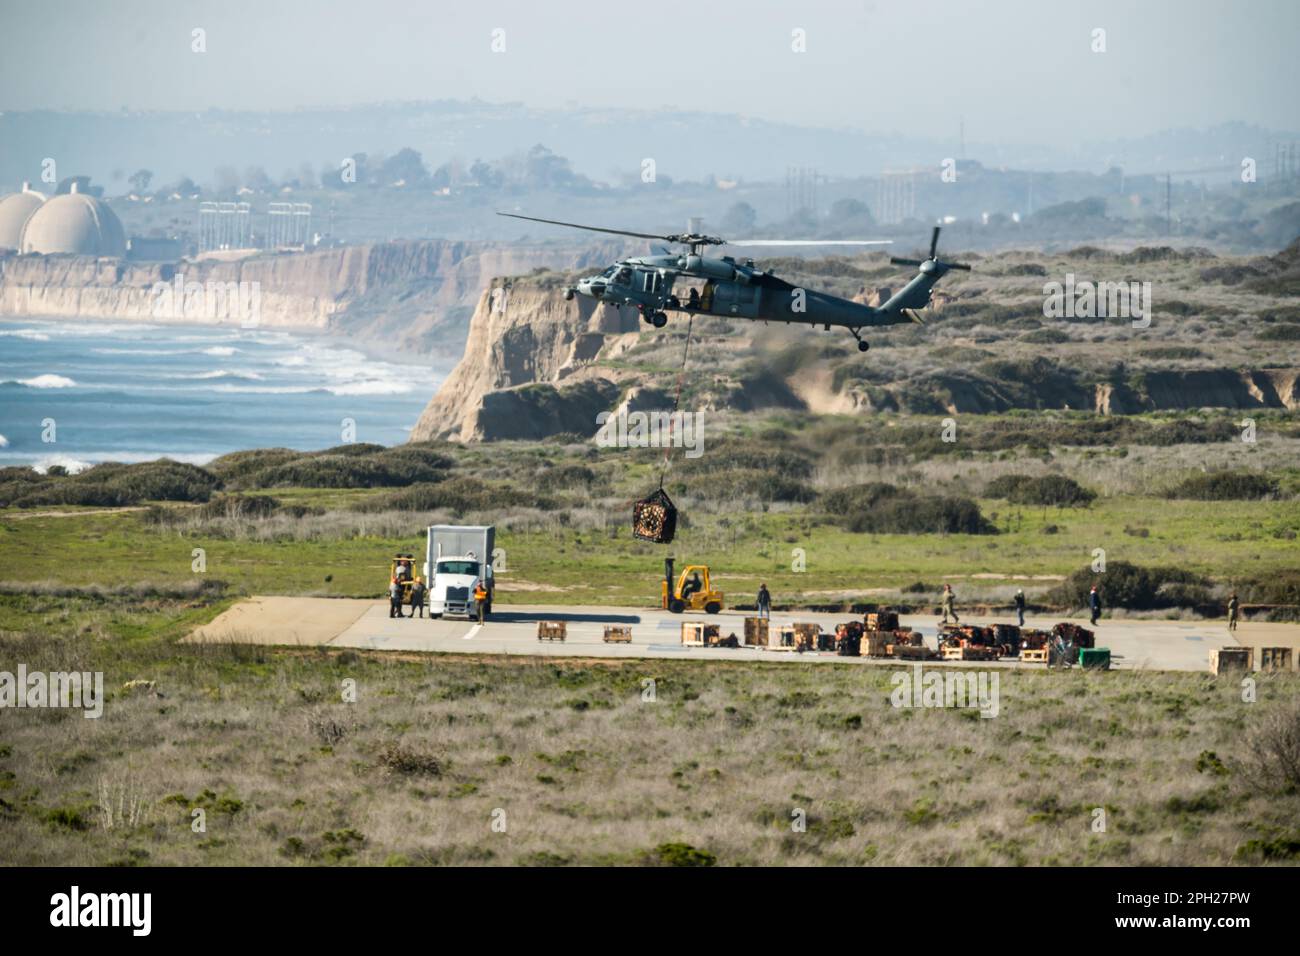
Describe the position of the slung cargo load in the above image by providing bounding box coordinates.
[424,525,495,621]
[633,488,678,543]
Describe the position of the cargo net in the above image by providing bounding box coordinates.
[632,487,678,544]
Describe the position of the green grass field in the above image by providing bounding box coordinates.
[2,489,1295,609]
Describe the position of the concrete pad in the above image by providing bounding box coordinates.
[185,598,1300,673]
[187,595,373,647]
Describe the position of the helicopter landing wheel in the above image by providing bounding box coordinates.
[651,311,668,328]
[858,340,870,352]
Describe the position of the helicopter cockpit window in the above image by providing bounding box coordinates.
[615,267,632,285]
[601,266,618,278]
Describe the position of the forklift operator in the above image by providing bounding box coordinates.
[681,571,703,600]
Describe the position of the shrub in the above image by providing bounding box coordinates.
[1139,345,1205,360]
[985,474,1096,507]
[698,467,816,503]
[1020,328,1070,344]
[1166,470,1280,501]
[819,482,905,513]
[676,437,815,480]
[535,463,602,492]
[1047,561,1209,610]
[214,444,452,490]
[355,478,558,513]
[194,494,283,520]
[820,482,994,534]
[205,448,300,482]
[1238,570,1300,605]
[376,744,443,778]
[1258,324,1300,342]
[851,495,994,534]
[2,459,220,507]
[1144,419,1239,446]
[984,475,1032,499]
[650,842,716,867]
[1237,705,1300,793]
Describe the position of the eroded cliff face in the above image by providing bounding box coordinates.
[412,276,1300,443]
[0,239,625,358]
[411,281,643,441]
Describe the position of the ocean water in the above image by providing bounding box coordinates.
[0,319,446,470]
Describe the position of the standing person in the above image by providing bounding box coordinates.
[1014,588,1026,627]
[408,576,427,619]
[474,580,488,624]
[757,583,771,621]
[941,584,959,624]
[1227,592,1239,632]
[388,578,402,619]
[1089,585,1102,626]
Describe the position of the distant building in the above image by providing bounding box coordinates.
[126,236,186,261]
[0,182,47,250]
[18,182,126,256]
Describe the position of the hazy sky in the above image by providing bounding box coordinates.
[2,0,1297,142]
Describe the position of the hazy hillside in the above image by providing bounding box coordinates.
[414,241,1300,441]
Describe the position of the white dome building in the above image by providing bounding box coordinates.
[0,182,46,250]
[19,183,126,257]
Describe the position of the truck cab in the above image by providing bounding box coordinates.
[424,525,495,620]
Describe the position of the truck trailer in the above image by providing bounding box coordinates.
[423,525,495,620]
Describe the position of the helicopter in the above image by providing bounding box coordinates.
[498,212,971,351]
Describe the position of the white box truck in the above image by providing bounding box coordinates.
[424,525,495,620]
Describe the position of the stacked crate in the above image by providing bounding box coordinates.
[1209,647,1253,674]
[537,621,567,642]
[793,623,820,652]
[603,626,632,644]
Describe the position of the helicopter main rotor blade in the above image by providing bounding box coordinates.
[889,257,925,267]
[725,239,892,246]
[497,212,671,242]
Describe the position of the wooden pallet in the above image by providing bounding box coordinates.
[602,626,632,644]
[681,622,720,646]
[1209,647,1252,675]
[537,621,567,642]
[1260,647,1293,671]
[1019,647,1048,664]
[941,645,966,661]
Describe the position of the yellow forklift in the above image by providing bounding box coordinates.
[661,557,724,614]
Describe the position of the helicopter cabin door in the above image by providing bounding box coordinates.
[706,279,761,318]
